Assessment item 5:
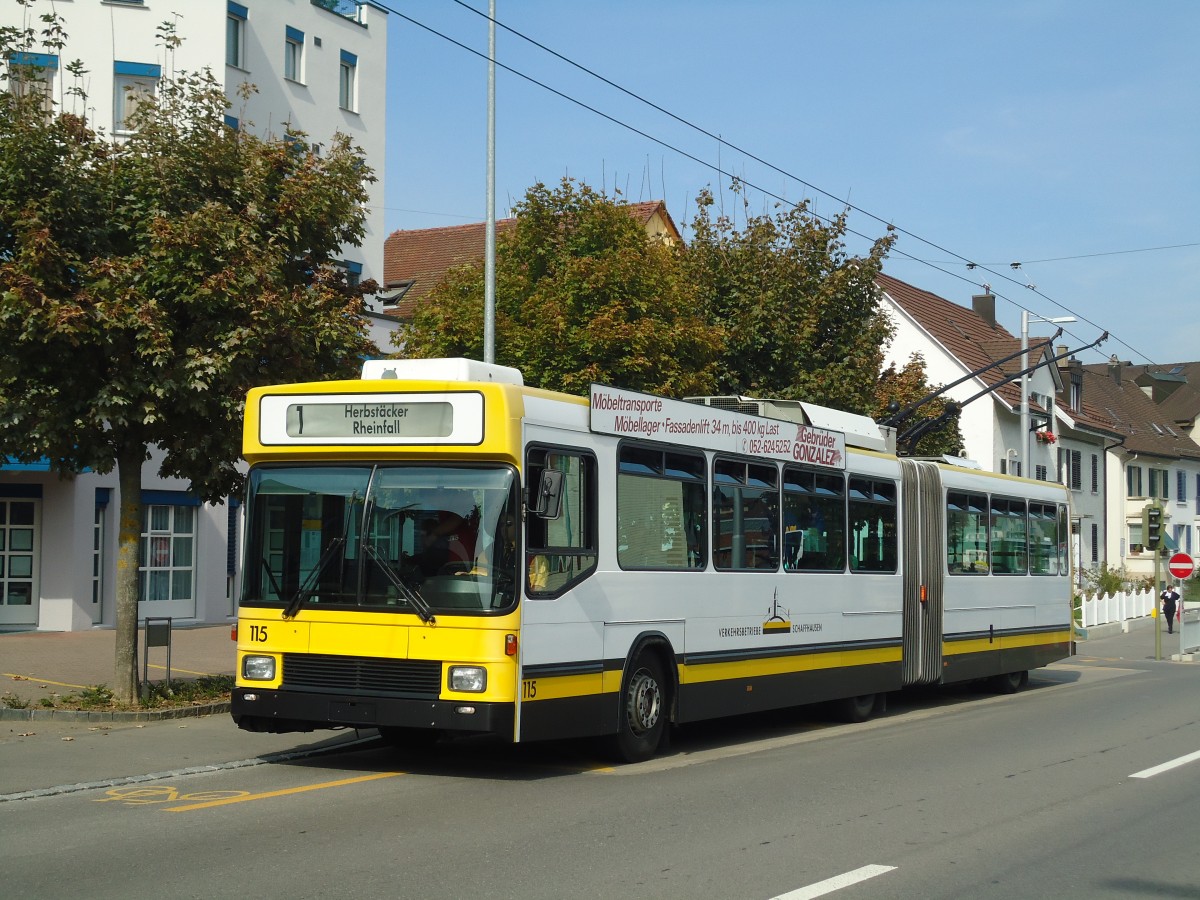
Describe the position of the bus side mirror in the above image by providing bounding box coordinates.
[530,469,564,520]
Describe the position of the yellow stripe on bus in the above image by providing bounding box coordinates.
[681,646,901,684]
[943,630,1071,656]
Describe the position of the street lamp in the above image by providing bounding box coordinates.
[1020,311,1077,475]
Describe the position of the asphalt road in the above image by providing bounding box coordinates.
[3,653,1198,900]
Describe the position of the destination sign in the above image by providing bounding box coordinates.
[286,401,452,438]
[589,384,845,469]
[258,392,484,446]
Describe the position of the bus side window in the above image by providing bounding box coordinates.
[525,446,598,596]
[617,444,706,571]
[848,476,897,574]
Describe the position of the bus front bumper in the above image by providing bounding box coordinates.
[231,687,513,736]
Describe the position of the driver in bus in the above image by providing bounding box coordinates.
[415,489,477,575]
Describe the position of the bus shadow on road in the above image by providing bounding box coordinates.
[266,676,1073,780]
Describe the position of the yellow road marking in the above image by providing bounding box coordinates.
[163,771,403,811]
[3,673,90,691]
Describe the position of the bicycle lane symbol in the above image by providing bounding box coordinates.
[94,786,251,806]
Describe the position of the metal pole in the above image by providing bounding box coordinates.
[1020,310,1029,476]
[483,0,496,364]
[1155,530,1162,661]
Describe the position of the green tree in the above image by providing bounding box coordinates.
[873,354,964,457]
[685,186,896,414]
[0,18,376,702]
[402,179,723,397]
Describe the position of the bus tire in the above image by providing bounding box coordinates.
[612,653,668,763]
[834,693,877,723]
[991,670,1028,694]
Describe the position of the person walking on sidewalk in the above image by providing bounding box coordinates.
[1160,581,1180,635]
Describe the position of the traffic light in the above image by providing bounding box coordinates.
[1143,503,1163,550]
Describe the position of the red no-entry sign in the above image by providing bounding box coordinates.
[1168,552,1195,580]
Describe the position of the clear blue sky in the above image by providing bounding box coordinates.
[382,1,1199,368]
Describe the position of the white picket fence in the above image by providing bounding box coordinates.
[1078,587,1155,628]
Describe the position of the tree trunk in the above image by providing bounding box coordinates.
[113,443,145,704]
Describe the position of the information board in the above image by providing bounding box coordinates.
[589,384,846,469]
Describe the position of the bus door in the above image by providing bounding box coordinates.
[900,459,944,686]
[517,434,606,742]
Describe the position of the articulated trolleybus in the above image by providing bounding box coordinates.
[232,358,1072,761]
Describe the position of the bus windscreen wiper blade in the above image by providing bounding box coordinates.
[363,543,437,624]
[282,537,345,619]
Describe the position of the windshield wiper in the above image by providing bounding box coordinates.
[281,537,346,620]
[363,543,437,624]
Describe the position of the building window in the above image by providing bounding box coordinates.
[139,505,195,603]
[339,50,357,111]
[1091,523,1099,565]
[93,502,106,608]
[1149,467,1168,501]
[284,26,305,83]
[1070,372,1082,412]
[1177,470,1187,505]
[227,3,248,68]
[1129,521,1143,554]
[1127,465,1143,498]
[1091,454,1099,494]
[7,52,57,120]
[113,61,161,133]
[0,499,38,608]
[1057,448,1081,491]
[338,259,363,288]
[1035,465,1048,482]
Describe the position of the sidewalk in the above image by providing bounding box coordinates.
[1,623,236,712]
[1,623,370,799]
[1073,613,1197,663]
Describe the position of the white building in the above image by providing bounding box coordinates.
[0,0,389,631]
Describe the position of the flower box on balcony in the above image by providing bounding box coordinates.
[1035,431,1056,444]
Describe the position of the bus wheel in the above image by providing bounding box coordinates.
[834,693,877,723]
[613,654,668,763]
[378,726,441,750]
[991,670,1028,694]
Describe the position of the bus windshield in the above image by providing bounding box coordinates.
[242,464,520,615]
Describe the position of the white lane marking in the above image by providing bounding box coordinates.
[771,864,897,899]
[1131,749,1200,779]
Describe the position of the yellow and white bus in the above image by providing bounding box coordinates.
[231,358,1073,761]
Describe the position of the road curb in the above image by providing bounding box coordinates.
[0,701,230,723]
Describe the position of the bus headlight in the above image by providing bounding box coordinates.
[449,666,486,692]
[242,655,276,681]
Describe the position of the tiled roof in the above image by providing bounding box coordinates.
[875,272,1027,412]
[382,218,517,320]
[1081,362,1200,460]
[1134,361,1200,424]
[382,200,681,321]
[876,273,1119,437]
